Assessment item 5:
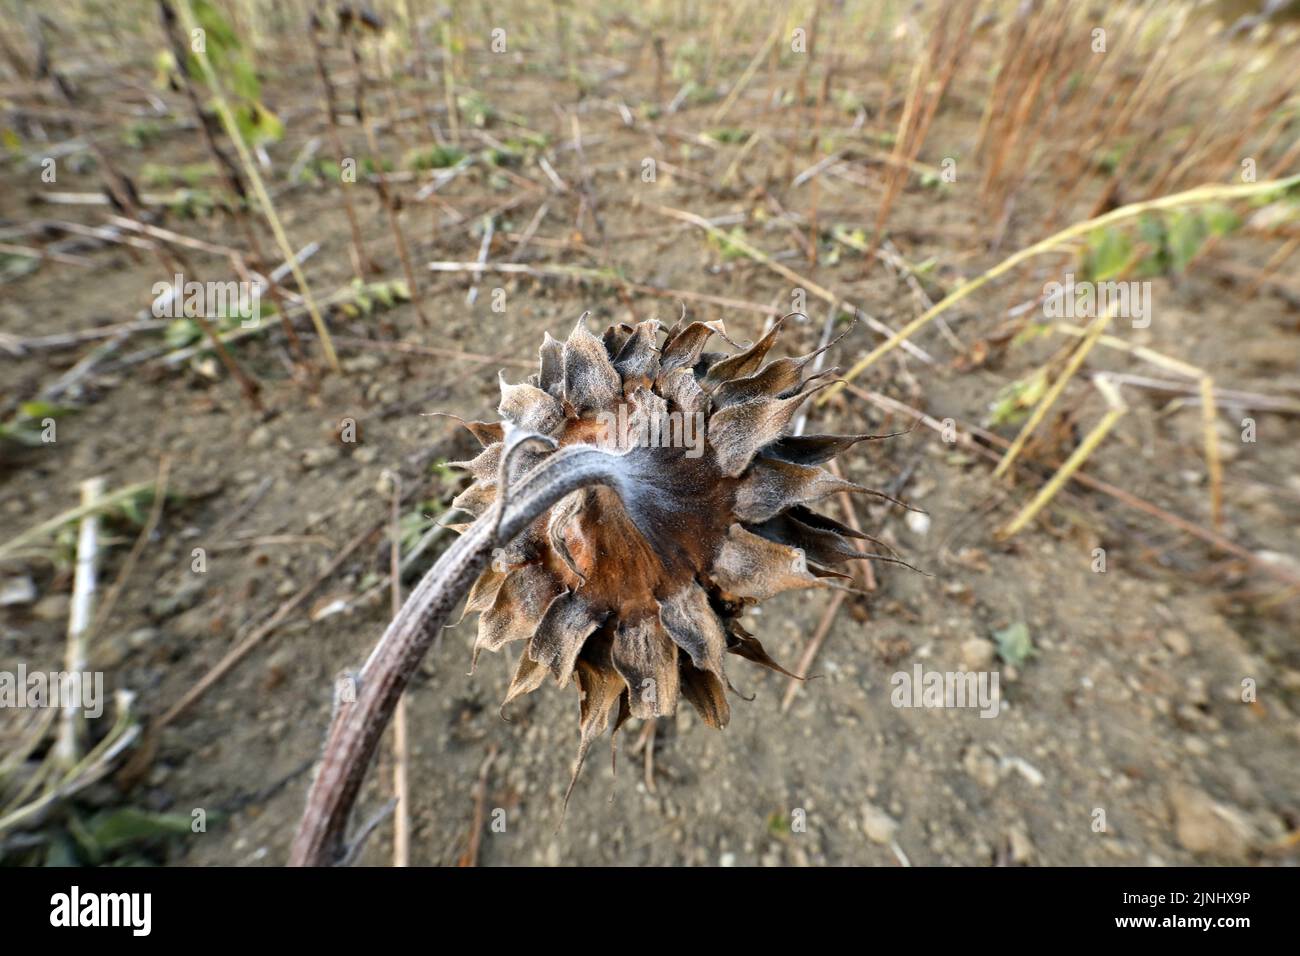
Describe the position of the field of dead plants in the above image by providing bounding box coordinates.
[1,0,1299,868]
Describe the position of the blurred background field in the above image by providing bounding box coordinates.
[1,0,1299,866]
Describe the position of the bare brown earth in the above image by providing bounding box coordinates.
[2,6,1299,867]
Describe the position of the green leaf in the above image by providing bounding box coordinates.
[398,509,435,553]
[708,226,750,262]
[988,369,1048,427]
[1166,209,1208,273]
[766,810,791,835]
[234,101,283,147]
[0,423,43,447]
[406,144,466,170]
[706,127,749,145]
[85,808,194,853]
[1204,203,1240,237]
[165,318,203,349]
[18,401,71,420]
[43,832,81,867]
[1084,226,1132,282]
[993,622,1035,667]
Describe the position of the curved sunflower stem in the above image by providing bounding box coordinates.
[289,444,632,866]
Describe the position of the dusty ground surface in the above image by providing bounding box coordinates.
[2,4,1299,867]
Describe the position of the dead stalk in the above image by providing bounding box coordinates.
[308,9,374,280]
[346,21,428,325]
[385,473,410,868]
[290,441,633,866]
[55,477,104,769]
[177,0,339,372]
[828,175,1300,398]
[158,0,305,366]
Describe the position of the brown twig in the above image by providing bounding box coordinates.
[88,456,172,644]
[156,517,385,731]
[345,19,427,326]
[844,384,1300,589]
[308,7,374,279]
[456,744,498,867]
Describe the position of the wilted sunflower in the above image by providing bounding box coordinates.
[447,313,899,795]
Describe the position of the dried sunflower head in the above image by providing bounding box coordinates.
[448,313,890,794]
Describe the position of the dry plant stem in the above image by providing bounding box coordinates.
[712,23,780,124]
[846,383,1299,588]
[807,67,829,269]
[0,243,91,267]
[55,477,104,769]
[332,334,533,369]
[508,201,550,262]
[994,304,1116,479]
[642,721,656,794]
[89,457,171,642]
[157,1,304,365]
[781,457,882,713]
[1086,372,1300,416]
[646,203,936,363]
[386,473,410,868]
[38,327,133,403]
[349,29,427,325]
[974,4,1028,160]
[441,18,459,144]
[721,132,762,188]
[997,376,1128,539]
[156,517,384,730]
[425,258,791,321]
[827,174,1300,400]
[1246,236,1300,299]
[177,0,339,372]
[290,442,631,866]
[569,113,606,247]
[46,44,262,407]
[106,216,240,259]
[781,590,844,714]
[45,67,148,247]
[1201,376,1223,530]
[401,0,440,143]
[1046,321,1227,520]
[456,744,498,867]
[0,480,153,561]
[1051,322,1202,378]
[874,0,973,251]
[0,700,140,837]
[308,12,373,280]
[829,458,878,593]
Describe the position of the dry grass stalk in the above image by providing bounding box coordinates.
[870,0,975,254]
[177,0,339,372]
[998,375,1128,539]
[158,0,305,367]
[308,9,374,280]
[846,384,1299,588]
[993,303,1117,480]
[55,477,104,769]
[345,19,427,326]
[828,175,1300,397]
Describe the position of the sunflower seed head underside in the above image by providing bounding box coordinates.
[448,313,888,797]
